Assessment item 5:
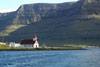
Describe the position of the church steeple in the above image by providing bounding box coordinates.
[33,34,37,41]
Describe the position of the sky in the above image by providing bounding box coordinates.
[0,0,78,13]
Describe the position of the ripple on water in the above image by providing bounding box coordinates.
[0,49,100,67]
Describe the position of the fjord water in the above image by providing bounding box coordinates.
[0,49,100,67]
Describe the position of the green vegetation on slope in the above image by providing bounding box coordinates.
[1,16,100,46]
[0,0,100,47]
[0,25,26,36]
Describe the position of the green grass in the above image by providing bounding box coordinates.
[0,42,9,49]
[0,25,26,36]
[0,42,85,51]
[38,47,85,50]
[0,42,6,46]
[64,44,88,48]
[1,15,100,47]
[0,47,85,51]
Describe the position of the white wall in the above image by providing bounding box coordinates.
[8,42,21,47]
[34,40,39,48]
[20,44,34,48]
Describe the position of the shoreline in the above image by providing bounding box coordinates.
[0,47,86,51]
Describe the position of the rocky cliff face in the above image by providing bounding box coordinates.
[13,2,74,24]
[1,0,100,25]
[0,2,75,32]
[78,0,100,15]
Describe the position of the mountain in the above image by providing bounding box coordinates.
[0,0,100,46]
[14,2,75,24]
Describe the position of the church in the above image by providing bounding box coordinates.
[20,35,39,48]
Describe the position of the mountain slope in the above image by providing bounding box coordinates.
[0,0,100,46]
[0,2,75,36]
[0,12,16,31]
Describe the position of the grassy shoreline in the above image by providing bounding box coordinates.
[0,42,86,51]
[0,47,86,51]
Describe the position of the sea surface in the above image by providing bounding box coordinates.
[0,48,100,67]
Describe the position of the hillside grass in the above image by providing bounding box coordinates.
[0,42,6,45]
[87,15,100,19]
[1,15,100,46]
[0,25,26,36]
[0,42,6,48]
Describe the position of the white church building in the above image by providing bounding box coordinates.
[20,35,39,48]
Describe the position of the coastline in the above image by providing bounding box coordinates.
[0,47,86,51]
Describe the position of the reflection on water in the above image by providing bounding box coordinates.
[0,48,100,67]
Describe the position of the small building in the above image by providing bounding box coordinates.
[41,43,47,48]
[20,35,39,48]
[6,42,21,47]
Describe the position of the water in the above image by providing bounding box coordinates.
[0,48,100,67]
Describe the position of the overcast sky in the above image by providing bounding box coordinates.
[0,0,78,13]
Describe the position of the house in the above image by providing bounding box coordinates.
[20,35,39,48]
[6,42,21,47]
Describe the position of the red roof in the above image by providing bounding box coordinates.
[21,40,35,45]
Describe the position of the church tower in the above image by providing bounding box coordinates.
[33,34,39,48]
[33,34,37,41]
